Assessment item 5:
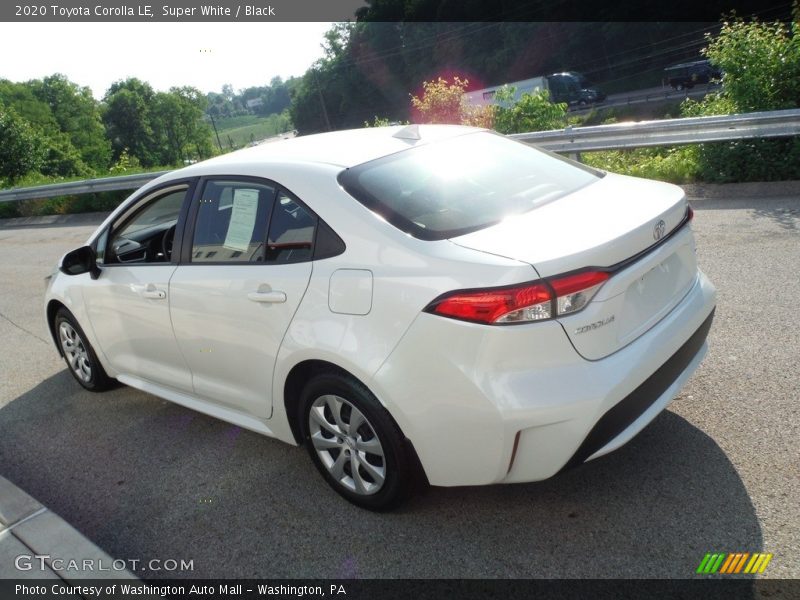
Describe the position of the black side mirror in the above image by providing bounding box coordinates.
[60,245,101,279]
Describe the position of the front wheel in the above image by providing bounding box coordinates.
[300,373,417,510]
[54,308,114,392]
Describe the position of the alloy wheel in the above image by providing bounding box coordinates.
[59,321,92,383]
[308,394,386,495]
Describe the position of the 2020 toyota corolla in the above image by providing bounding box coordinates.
[45,125,716,509]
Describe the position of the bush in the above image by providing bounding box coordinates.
[583,146,699,184]
[492,88,568,134]
[679,12,800,182]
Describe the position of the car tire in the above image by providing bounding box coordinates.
[300,372,416,510]
[54,308,114,392]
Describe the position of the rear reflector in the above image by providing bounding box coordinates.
[426,270,610,325]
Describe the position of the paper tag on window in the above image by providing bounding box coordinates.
[223,189,259,252]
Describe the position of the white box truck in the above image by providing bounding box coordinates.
[465,72,605,107]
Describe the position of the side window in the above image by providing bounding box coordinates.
[107,186,188,264]
[191,180,276,263]
[266,190,317,263]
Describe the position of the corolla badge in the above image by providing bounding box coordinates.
[574,315,615,335]
[653,219,667,241]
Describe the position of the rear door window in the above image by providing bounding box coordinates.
[191,180,277,263]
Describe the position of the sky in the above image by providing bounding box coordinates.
[0,22,333,98]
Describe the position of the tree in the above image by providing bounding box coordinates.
[681,11,800,181]
[0,104,45,183]
[411,76,469,124]
[492,88,568,134]
[30,74,111,171]
[152,87,214,163]
[0,78,92,178]
[410,76,495,127]
[103,78,158,166]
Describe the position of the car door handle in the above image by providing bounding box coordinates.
[247,291,287,303]
[140,284,166,300]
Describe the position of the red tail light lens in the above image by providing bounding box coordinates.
[426,270,610,325]
[687,204,694,221]
[427,283,552,324]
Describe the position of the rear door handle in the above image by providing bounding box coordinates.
[247,291,287,303]
[140,284,166,300]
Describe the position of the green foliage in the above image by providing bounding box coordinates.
[207,76,296,119]
[492,87,568,134]
[409,77,495,128]
[103,79,214,167]
[214,111,293,149]
[410,76,469,124]
[108,149,141,174]
[364,116,392,127]
[583,147,699,184]
[676,12,800,182]
[29,74,111,170]
[0,104,46,184]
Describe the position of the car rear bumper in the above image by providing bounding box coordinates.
[371,270,717,487]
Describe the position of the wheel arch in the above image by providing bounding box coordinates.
[282,359,362,444]
[46,299,68,356]
[282,357,430,487]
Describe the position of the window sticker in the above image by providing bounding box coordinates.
[223,188,259,252]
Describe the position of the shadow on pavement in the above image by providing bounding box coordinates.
[0,371,762,587]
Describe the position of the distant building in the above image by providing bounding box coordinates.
[246,98,263,109]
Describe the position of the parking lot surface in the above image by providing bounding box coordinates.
[0,183,798,579]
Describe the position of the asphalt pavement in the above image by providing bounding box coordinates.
[0,182,797,580]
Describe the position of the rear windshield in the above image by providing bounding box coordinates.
[338,131,603,240]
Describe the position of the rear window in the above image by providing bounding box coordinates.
[338,131,603,240]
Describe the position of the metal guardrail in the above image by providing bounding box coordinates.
[511,108,800,153]
[1,108,800,203]
[0,171,170,203]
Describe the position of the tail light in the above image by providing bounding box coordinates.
[425,270,610,325]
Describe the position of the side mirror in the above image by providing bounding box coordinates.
[60,245,101,280]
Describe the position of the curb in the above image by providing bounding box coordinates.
[0,475,136,582]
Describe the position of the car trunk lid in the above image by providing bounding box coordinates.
[450,173,697,359]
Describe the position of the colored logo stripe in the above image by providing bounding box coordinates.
[697,553,773,574]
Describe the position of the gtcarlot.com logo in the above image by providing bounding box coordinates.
[696,552,773,574]
[15,554,194,573]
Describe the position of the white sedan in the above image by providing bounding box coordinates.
[45,125,716,509]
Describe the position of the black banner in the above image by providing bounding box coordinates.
[2,579,799,600]
[0,0,794,23]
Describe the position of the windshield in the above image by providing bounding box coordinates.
[338,131,603,240]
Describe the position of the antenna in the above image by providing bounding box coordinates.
[392,124,421,141]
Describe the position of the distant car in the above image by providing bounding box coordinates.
[664,59,722,90]
[45,125,716,510]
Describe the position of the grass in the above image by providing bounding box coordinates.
[214,112,293,150]
[583,146,699,184]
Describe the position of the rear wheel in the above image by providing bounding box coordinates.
[300,372,416,510]
[54,308,113,392]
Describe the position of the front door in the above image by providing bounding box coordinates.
[82,183,194,391]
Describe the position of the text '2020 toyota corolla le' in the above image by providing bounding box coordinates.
[45,125,716,509]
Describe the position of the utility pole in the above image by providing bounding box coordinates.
[208,113,223,152]
[312,68,332,131]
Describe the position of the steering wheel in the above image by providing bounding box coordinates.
[161,224,177,261]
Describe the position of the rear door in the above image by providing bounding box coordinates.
[168,178,316,418]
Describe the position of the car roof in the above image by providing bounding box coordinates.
[182,124,484,173]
